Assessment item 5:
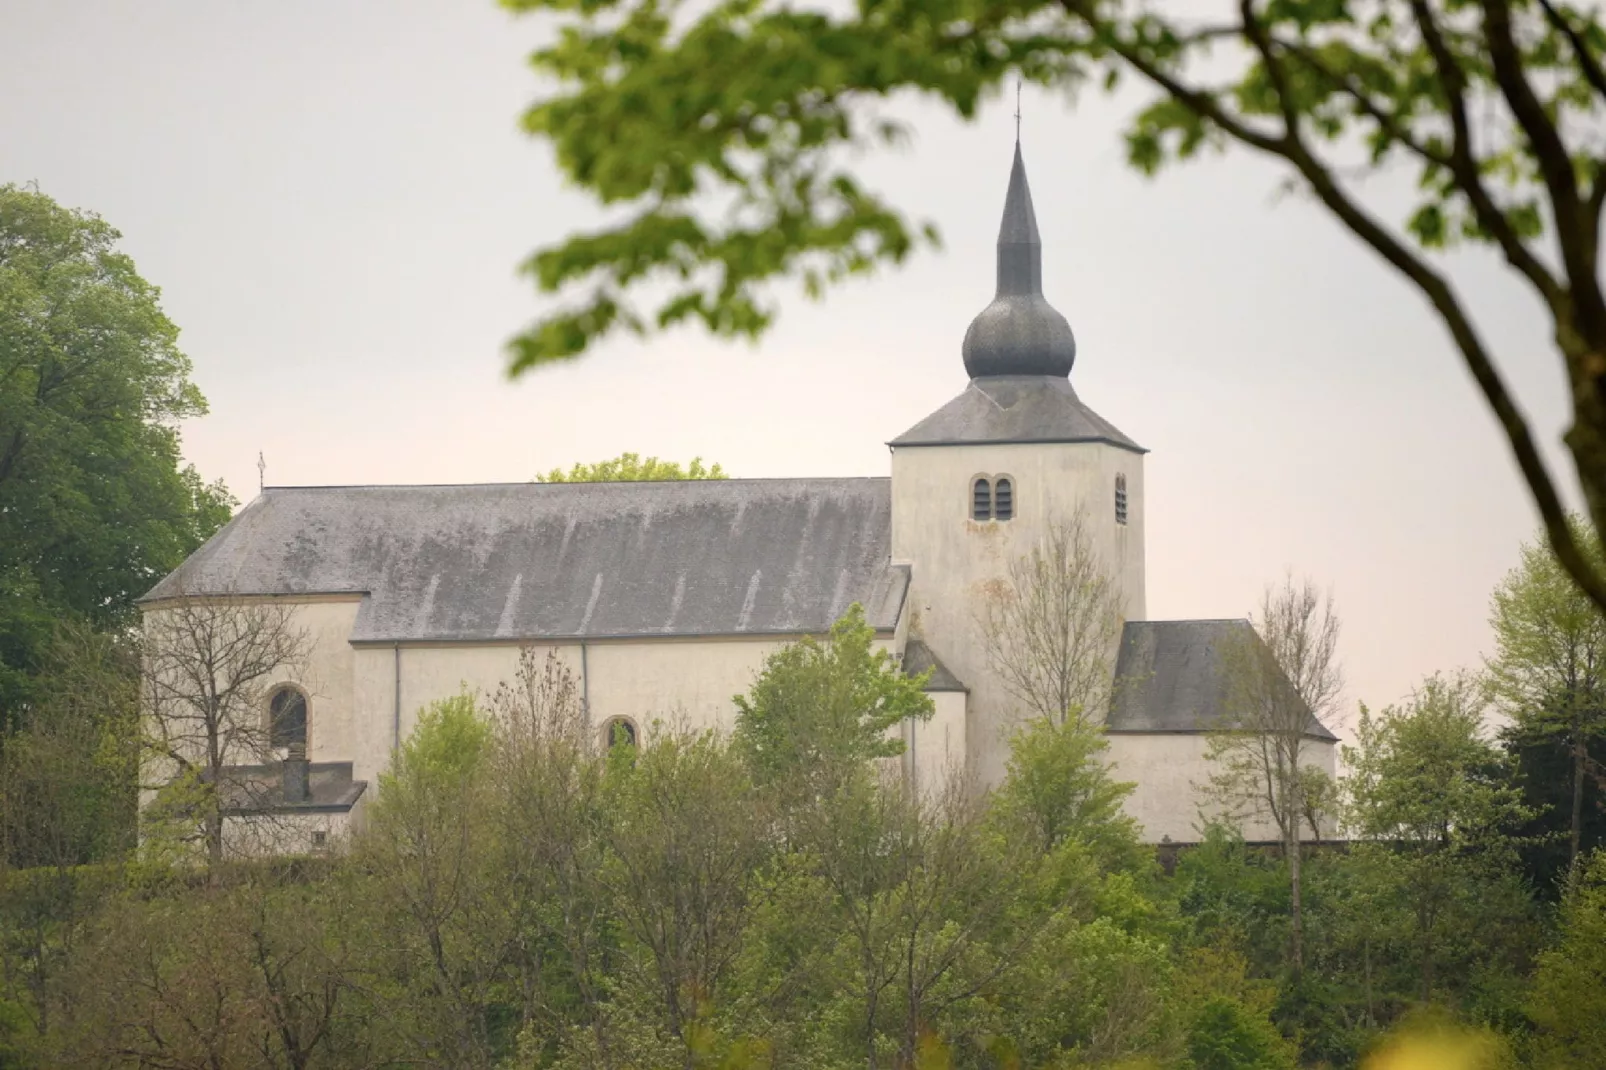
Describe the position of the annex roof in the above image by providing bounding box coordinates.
[902,639,968,693]
[1109,619,1339,740]
[142,479,909,643]
[217,761,368,816]
[889,376,1145,452]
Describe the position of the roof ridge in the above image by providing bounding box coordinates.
[1126,617,1252,625]
[262,476,890,491]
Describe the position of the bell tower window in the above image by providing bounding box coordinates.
[994,478,1013,521]
[972,478,992,521]
[1115,474,1129,526]
[970,476,1016,522]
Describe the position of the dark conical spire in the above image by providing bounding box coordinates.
[996,141,1042,293]
[961,140,1077,378]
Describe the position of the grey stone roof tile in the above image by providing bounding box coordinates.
[142,479,909,642]
[889,376,1145,452]
[902,639,967,692]
[1109,619,1338,740]
[217,761,368,815]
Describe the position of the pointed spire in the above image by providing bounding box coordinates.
[960,141,1077,379]
[995,142,1042,295]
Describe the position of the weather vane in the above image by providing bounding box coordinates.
[258,451,266,494]
[1014,79,1022,141]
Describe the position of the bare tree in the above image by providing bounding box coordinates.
[1205,575,1344,979]
[978,510,1127,727]
[139,593,310,870]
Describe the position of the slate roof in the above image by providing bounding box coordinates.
[889,376,1145,452]
[902,639,967,692]
[142,479,910,642]
[960,142,1079,379]
[1109,619,1339,740]
[217,762,368,815]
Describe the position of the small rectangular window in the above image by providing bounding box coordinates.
[1115,475,1129,526]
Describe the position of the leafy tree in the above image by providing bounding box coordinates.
[1169,943,1295,1070]
[0,625,138,1054]
[1,622,138,870]
[990,714,1144,872]
[1343,674,1540,1007]
[358,692,508,1067]
[1486,516,1606,881]
[790,775,1026,1070]
[1504,714,1606,897]
[733,604,932,798]
[1187,995,1297,1070]
[502,0,1606,613]
[485,648,616,1058]
[1526,849,1606,1068]
[0,184,231,728]
[536,452,727,482]
[598,728,768,1069]
[57,866,364,1070]
[980,719,1169,1066]
[1171,825,1294,1007]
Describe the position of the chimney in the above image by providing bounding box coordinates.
[282,742,310,804]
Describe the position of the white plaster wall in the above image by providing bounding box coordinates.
[347,635,904,791]
[1103,733,1338,844]
[282,600,361,763]
[149,596,931,833]
[908,691,967,801]
[891,441,1145,788]
[139,597,362,770]
[222,810,351,858]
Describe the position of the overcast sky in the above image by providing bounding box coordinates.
[2,1,1579,725]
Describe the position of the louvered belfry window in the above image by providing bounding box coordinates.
[1115,474,1129,525]
[972,477,992,521]
[994,478,1014,521]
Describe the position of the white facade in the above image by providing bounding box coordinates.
[890,439,1145,787]
[140,142,1340,853]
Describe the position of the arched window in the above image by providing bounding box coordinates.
[603,717,638,749]
[994,477,1014,521]
[1115,474,1129,526]
[269,686,308,749]
[971,477,992,521]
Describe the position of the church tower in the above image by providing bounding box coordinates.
[889,139,1147,788]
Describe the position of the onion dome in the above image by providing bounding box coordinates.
[960,141,1077,379]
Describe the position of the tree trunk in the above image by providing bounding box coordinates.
[1362,935,1375,1027]
[1287,822,1303,979]
[1562,328,1606,614]
[205,809,224,878]
[1571,715,1587,872]
[905,938,918,1070]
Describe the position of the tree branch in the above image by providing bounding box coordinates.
[1536,0,1606,103]
[1408,0,1568,311]
[1064,0,1606,611]
[1480,0,1605,335]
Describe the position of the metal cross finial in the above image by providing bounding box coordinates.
[257,451,266,494]
[1014,80,1022,142]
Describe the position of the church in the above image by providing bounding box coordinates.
[141,142,1337,853]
